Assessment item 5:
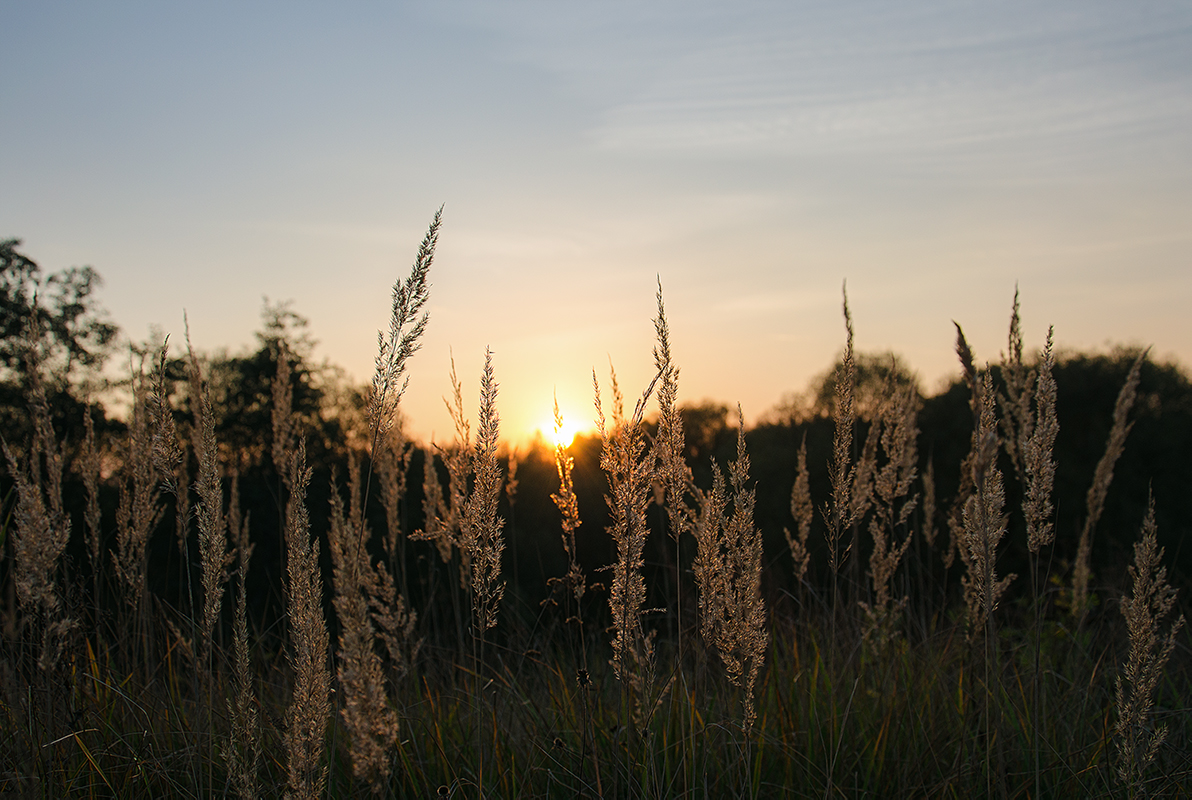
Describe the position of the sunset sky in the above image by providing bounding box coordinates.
[4,2,1190,445]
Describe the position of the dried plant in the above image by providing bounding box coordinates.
[1072,350,1145,619]
[1023,330,1058,553]
[368,559,421,682]
[415,446,453,564]
[693,406,768,733]
[462,348,504,637]
[186,330,232,665]
[826,284,857,577]
[77,403,104,603]
[552,396,585,608]
[860,379,919,652]
[960,368,1015,639]
[1,319,75,670]
[595,355,662,721]
[375,424,414,566]
[328,456,398,788]
[224,469,260,800]
[273,348,331,800]
[367,206,439,445]
[998,287,1033,481]
[784,434,813,585]
[943,323,982,571]
[651,281,693,544]
[1115,495,1185,793]
[113,359,162,611]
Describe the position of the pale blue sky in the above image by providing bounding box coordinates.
[4,2,1190,443]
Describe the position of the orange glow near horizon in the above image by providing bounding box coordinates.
[545,413,581,449]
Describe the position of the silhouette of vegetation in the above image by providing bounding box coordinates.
[2,234,1190,796]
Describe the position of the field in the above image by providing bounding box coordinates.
[1,216,1189,798]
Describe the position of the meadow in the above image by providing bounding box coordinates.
[1,214,1189,798]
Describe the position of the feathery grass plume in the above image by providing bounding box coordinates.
[281,440,331,800]
[113,359,162,611]
[595,356,662,721]
[147,340,192,560]
[826,283,857,577]
[958,375,1014,645]
[944,323,982,570]
[1072,349,1146,619]
[368,559,421,682]
[78,403,104,604]
[960,369,1014,638]
[224,468,260,800]
[328,455,398,788]
[437,355,473,586]
[368,206,440,446]
[651,280,693,545]
[271,339,296,493]
[462,348,504,636]
[1115,494,1186,793]
[415,446,454,564]
[186,329,232,666]
[273,347,331,800]
[552,395,585,608]
[375,425,414,566]
[1024,329,1058,553]
[998,287,1033,481]
[859,379,919,652]
[1,318,75,671]
[784,434,813,585]
[693,405,768,733]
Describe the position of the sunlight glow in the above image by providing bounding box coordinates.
[549,415,580,449]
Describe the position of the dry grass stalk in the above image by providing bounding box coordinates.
[413,355,472,587]
[462,348,504,636]
[552,396,585,607]
[224,468,260,800]
[826,284,857,576]
[995,293,1059,555]
[368,560,421,682]
[147,341,192,562]
[960,370,1015,639]
[367,207,439,445]
[944,323,982,570]
[693,406,768,733]
[860,380,919,651]
[1072,349,1145,618]
[784,434,813,584]
[113,361,163,610]
[998,288,1033,481]
[415,446,453,564]
[273,349,331,800]
[1115,495,1186,792]
[1,320,75,670]
[1023,330,1058,553]
[78,404,104,602]
[186,331,232,664]
[652,281,694,546]
[375,426,414,565]
[328,456,398,788]
[271,340,296,492]
[595,356,662,715]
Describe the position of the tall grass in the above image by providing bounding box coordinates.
[1,213,1189,798]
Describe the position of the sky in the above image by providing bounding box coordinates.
[3,2,1190,446]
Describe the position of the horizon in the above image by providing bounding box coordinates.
[4,2,1190,445]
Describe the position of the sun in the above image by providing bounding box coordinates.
[548,416,580,449]
[539,397,587,449]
